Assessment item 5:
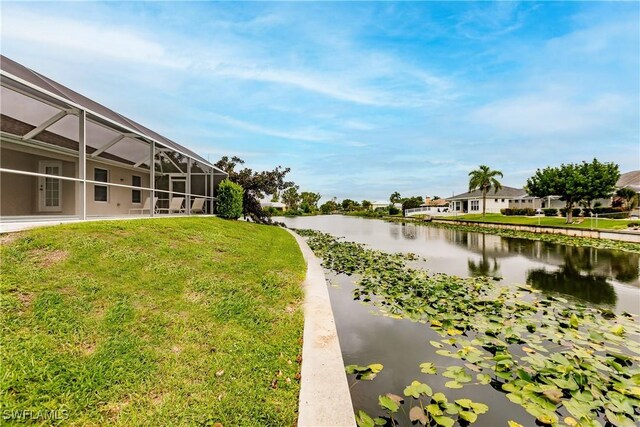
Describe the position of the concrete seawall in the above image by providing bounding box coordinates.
[431,219,640,243]
[285,229,356,427]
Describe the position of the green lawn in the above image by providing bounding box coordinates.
[0,218,306,426]
[438,213,632,230]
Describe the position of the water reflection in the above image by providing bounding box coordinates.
[468,257,500,278]
[277,215,639,312]
[449,231,638,306]
[527,267,616,305]
[401,223,417,240]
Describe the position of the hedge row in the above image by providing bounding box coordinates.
[500,208,536,216]
[500,206,630,219]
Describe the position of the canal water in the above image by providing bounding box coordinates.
[279,215,640,426]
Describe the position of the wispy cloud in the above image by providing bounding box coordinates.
[208,113,341,143]
[455,2,531,41]
[2,8,186,69]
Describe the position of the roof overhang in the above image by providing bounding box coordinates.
[1,56,227,176]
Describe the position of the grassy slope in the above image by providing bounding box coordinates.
[0,218,305,426]
[438,213,631,230]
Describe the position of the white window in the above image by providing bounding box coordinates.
[470,200,479,211]
[94,168,109,202]
[132,175,142,203]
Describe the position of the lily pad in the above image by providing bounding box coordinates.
[403,380,432,398]
[409,406,428,425]
[419,362,437,375]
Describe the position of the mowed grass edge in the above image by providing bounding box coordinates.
[437,213,632,230]
[0,217,306,426]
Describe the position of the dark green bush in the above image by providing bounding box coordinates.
[501,208,536,216]
[283,209,303,217]
[216,179,244,219]
[388,206,401,215]
[543,208,558,217]
[628,221,640,228]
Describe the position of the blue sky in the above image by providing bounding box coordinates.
[2,1,638,202]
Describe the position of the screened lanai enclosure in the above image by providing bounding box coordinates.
[0,56,228,222]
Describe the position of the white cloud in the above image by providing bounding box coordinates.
[2,5,456,108]
[208,113,340,142]
[2,9,186,69]
[211,64,409,107]
[471,92,632,137]
[342,120,377,131]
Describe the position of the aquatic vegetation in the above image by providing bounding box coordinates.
[353,385,488,427]
[385,218,640,254]
[296,229,640,426]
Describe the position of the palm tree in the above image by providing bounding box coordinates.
[468,165,504,218]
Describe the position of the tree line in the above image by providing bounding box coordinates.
[212,155,634,225]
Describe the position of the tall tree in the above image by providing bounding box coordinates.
[341,199,359,211]
[581,159,620,209]
[362,200,372,210]
[468,165,504,218]
[401,196,424,213]
[214,156,295,223]
[320,200,338,214]
[526,160,619,223]
[389,192,402,205]
[300,191,322,213]
[281,187,301,210]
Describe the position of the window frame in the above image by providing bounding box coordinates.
[132,175,142,204]
[94,167,109,203]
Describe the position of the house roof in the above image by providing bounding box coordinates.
[617,170,640,192]
[448,185,527,200]
[0,55,226,174]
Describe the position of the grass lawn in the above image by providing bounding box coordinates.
[0,218,306,426]
[438,213,632,230]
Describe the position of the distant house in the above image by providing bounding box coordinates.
[1,56,228,222]
[259,199,286,212]
[371,201,401,210]
[617,170,640,193]
[418,197,450,212]
[616,170,640,216]
[447,186,542,214]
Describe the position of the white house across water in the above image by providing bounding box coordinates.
[0,56,228,227]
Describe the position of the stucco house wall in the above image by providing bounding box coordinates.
[1,143,77,216]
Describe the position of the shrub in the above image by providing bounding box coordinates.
[283,209,303,217]
[388,206,401,215]
[216,179,244,219]
[628,221,640,228]
[501,208,536,216]
[543,208,558,217]
[263,207,282,217]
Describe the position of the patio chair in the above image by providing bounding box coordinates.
[191,197,206,214]
[129,196,158,214]
[156,197,185,214]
